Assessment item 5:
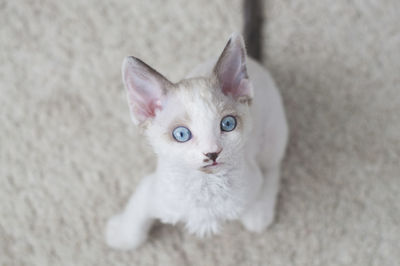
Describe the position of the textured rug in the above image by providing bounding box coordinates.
[1,0,399,265]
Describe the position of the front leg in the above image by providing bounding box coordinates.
[106,174,155,250]
[240,166,280,233]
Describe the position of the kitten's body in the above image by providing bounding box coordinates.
[106,43,288,249]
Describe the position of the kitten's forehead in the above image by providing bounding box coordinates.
[166,77,239,117]
[153,77,238,134]
[173,77,219,104]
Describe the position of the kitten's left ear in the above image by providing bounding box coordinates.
[214,33,253,103]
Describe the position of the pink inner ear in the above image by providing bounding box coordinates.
[215,36,253,100]
[123,58,166,124]
[131,97,162,120]
[221,76,252,99]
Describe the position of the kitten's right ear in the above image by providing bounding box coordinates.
[122,56,172,125]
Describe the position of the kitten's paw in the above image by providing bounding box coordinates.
[105,214,146,250]
[240,205,274,233]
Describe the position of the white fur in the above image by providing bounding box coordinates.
[106,34,288,250]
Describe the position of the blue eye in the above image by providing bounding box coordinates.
[172,126,192,142]
[221,115,237,132]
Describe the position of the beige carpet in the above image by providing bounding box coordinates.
[1,0,399,265]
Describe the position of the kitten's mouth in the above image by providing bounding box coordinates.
[203,161,221,168]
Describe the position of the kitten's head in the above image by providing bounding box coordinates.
[122,34,253,172]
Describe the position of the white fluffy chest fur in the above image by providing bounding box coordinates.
[153,160,258,236]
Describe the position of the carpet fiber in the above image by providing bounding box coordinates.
[1,0,399,265]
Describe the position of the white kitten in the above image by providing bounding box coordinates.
[106,33,288,250]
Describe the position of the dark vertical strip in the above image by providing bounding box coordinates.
[243,0,264,62]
